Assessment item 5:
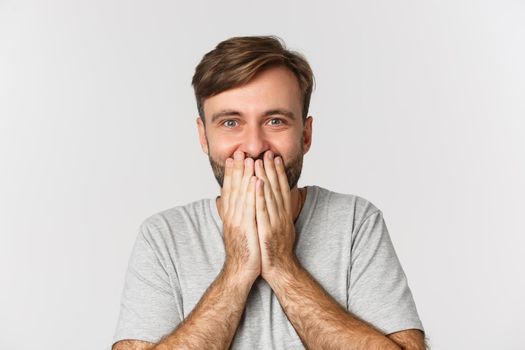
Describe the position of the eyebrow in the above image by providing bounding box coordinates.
[210,108,295,124]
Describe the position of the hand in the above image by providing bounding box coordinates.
[254,150,298,281]
[219,151,261,285]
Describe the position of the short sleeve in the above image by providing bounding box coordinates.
[347,210,424,335]
[112,224,184,347]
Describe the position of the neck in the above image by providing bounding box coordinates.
[290,186,306,222]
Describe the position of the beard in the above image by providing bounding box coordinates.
[207,140,304,190]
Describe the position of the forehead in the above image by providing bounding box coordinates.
[203,65,302,121]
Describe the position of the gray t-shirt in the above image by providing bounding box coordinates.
[112,185,424,349]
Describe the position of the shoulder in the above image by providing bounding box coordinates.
[309,185,382,226]
[137,197,214,242]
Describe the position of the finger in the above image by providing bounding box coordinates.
[229,151,245,216]
[233,157,254,224]
[274,156,292,217]
[242,176,257,229]
[263,150,284,211]
[220,157,234,215]
[255,178,271,239]
[255,159,279,226]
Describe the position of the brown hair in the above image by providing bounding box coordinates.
[191,35,315,125]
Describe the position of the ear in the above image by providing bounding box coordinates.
[196,117,209,155]
[302,116,313,154]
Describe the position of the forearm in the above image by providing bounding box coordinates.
[153,267,254,350]
[267,257,401,350]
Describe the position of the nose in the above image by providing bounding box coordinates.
[239,124,269,160]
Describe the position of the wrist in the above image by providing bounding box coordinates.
[221,262,259,291]
[263,254,302,287]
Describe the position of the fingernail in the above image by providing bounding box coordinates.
[275,157,282,165]
[268,151,274,160]
[234,151,243,160]
[225,158,233,167]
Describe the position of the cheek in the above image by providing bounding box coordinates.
[207,138,238,159]
[274,134,302,155]
[274,140,302,160]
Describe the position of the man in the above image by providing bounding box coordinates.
[112,35,427,350]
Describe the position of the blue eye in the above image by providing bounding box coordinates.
[223,120,238,128]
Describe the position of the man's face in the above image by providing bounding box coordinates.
[196,65,313,189]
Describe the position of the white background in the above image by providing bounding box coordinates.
[1,1,524,349]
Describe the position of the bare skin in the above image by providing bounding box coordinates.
[144,151,259,350]
[113,66,427,349]
[249,150,425,349]
[113,151,427,350]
